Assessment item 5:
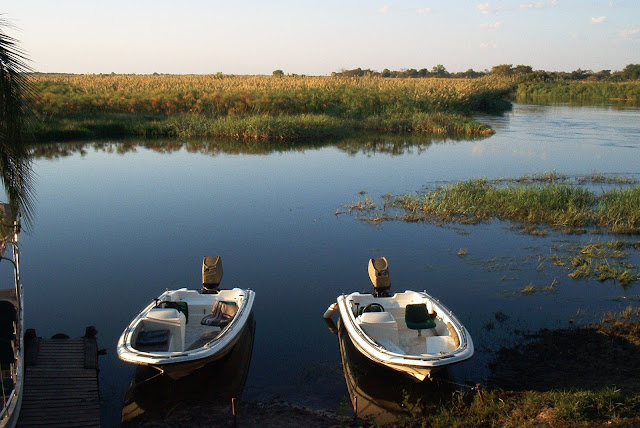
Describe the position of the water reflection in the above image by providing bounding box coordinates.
[121,313,255,426]
[27,133,482,160]
[336,318,455,426]
[515,96,640,109]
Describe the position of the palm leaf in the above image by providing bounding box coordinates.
[0,16,35,226]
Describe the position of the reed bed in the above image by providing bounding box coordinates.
[515,80,640,101]
[355,178,640,234]
[27,74,512,141]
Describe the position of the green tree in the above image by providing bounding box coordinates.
[491,64,513,76]
[618,64,640,80]
[0,17,35,224]
[513,65,533,75]
[272,69,284,77]
[431,64,448,77]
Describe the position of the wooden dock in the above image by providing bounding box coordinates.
[17,329,101,427]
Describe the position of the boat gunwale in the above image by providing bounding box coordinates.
[0,237,24,428]
[337,290,473,365]
[118,288,255,365]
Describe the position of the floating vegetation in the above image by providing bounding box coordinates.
[520,284,537,294]
[519,279,557,295]
[350,175,640,235]
[457,248,468,256]
[552,240,640,286]
[345,195,376,213]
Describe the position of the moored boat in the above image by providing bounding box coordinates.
[325,257,473,381]
[117,256,255,379]
[0,205,23,428]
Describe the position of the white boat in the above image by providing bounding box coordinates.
[0,205,23,428]
[117,256,255,379]
[325,257,473,381]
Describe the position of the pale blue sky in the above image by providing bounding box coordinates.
[3,1,639,75]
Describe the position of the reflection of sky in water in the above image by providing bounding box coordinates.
[18,104,640,425]
[472,104,640,177]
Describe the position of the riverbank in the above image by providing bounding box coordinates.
[27,74,640,143]
[124,308,640,427]
[426,307,640,427]
[28,74,510,142]
[30,111,494,142]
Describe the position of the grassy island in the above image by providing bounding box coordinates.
[28,74,512,142]
[349,177,640,235]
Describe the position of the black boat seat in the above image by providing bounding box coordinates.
[405,303,436,337]
[135,329,170,352]
[201,301,238,327]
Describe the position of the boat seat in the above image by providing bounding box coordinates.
[201,301,238,327]
[163,301,189,324]
[405,303,436,337]
[359,311,399,345]
[141,308,186,352]
[135,329,170,352]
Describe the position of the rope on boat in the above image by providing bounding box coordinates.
[131,365,165,388]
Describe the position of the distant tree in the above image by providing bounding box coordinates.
[272,69,284,77]
[381,68,391,78]
[0,17,34,224]
[459,68,484,78]
[403,68,419,78]
[617,64,640,80]
[513,65,533,75]
[431,64,448,77]
[491,64,513,76]
[569,68,590,80]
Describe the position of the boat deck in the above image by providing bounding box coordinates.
[17,333,101,427]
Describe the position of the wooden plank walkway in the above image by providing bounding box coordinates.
[17,333,100,427]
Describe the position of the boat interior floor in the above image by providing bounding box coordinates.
[356,304,458,356]
[184,322,222,351]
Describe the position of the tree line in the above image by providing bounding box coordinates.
[323,63,640,82]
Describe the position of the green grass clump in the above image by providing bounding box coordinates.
[387,179,640,234]
[394,179,597,228]
[596,186,640,234]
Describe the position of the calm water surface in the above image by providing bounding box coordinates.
[19,103,640,425]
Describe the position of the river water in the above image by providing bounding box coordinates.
[17,103,640,425]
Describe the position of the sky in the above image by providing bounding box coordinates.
[2,1,639,75]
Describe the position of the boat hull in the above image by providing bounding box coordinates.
[147,326,245,380]
[335,290,473,382]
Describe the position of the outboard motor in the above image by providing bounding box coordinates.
[202,255,223,293]
[368,257,391,297]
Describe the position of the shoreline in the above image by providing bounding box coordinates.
[122,309,640,427]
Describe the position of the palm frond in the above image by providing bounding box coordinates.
[0,16,35,226]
